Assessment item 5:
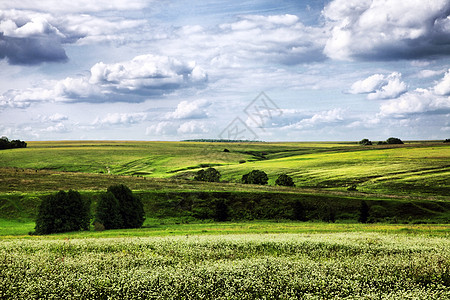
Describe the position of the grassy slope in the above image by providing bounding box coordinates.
[0,140,448,196]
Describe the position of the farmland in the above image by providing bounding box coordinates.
[0,140,449,298]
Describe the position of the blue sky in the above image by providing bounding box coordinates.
[1,0,450,141]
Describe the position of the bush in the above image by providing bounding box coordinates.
[35,190,90,234]
[275,174,295,187]
[107,185,145,229]
[194,167,221,182]
[386,137,403,144]
[292,200,306,221]
[95,191,122,229]
[242,170,268,185]
[444,139,450,143]
[359,138,372,146]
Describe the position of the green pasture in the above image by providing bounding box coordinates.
[0,140,449,197]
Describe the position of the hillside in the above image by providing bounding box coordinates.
[0,140,448,197]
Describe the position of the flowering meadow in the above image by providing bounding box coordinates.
[1,232,448,299]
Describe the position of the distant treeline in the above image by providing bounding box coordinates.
[183,139,263,143]
[0,137,27,150]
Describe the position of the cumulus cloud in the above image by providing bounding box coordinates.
[281,108,346,130]
[177,120,209,134]
[92,113,147,126]
[42,122,69,133]
[434,69,450,95]
[417,69,447,79]
[323,0,450,61]
[350,72,407,100]
[0,8,146,64]
[166,14,327,66]
[0,1,148,14]
[0,54,208,106]
[379,88,450,117]
[165,99,211,120]
[145,122,176,135]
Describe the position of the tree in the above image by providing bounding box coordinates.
[214,199,229,221]
[292,200,306,221]
[35,190,90,234]
[0,136,27,150]
[95,191,122,229]
[359,138,372,146]
[386,137,403,144]
[275,174,295,187]
[107,184,145,229]
[242,170,268,185]
[194,167,221,182]
[358,201,370,223]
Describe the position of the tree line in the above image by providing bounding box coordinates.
[0,136,27,150]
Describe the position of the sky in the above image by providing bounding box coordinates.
[1,0,450,142]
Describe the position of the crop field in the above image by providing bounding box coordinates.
[1,231,449,299]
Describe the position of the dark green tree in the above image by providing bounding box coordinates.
[242,170,268,185]
[292,200,306,221]
[35,190,90,234]
[275,174,295,187]
[107,184,145,229]
[194,167,221,182]
[214,199,229,222]
[358,201,370,223]
[95,191,122,229]
[359,138,372,146]
[386,137,403,144]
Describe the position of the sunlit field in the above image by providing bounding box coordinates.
[1,232,448,299]
[0,140,448,196]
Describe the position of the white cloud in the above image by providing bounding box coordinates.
[0,0,149,14]
[165,99,211,120]
[282,108,346,130]
[350,72,407,100]
[323,0,450,61]
[145,122,176,135]
[177,120,209,134]
[92,113,147,127]
[0,8,147,64]
[434,69,450,96]
[42,122,69,133]
[0,54,208,106]
[417,69,446,79]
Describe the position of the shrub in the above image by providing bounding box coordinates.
[386,137,404,144]
[107,184,145,229]
[242,170,268,185]
[35,190,90,234]
[95,191,122,229]
[359,138,372,146]
[275,174,295,187]
[444,139,450,143]
[194,167,221,182]
[223,148,230,152]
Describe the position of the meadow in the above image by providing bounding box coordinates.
[0,140,449,197]
[1,231,449,299]
[0,140,449,298]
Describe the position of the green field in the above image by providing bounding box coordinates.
[0,140,449,298]
[0,140,449,196]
